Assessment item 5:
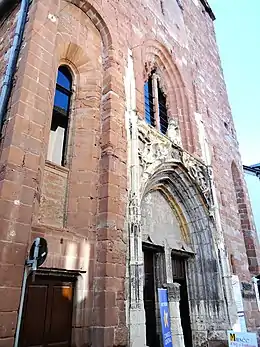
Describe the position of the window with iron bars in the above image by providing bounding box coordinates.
[144,70,168,135]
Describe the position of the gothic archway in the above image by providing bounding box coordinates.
[127,113,230,346]
[140,162,230,346]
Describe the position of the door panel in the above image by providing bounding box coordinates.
[172,255,193,347]
[20,274,75,347]
[143,250,159,347]
[21,284,49,347]
[179,281,192,347]
[47,285,73,346]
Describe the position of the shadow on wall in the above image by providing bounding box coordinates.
[19,233,126,347]
[19,238,93,346]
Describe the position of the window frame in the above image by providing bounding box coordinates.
[144,70,168,135]
[144,76,156,127]
[48,65,73,167]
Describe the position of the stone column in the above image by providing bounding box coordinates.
[195,111,237,328]
[167,283,185,347]
[125,49,147,347]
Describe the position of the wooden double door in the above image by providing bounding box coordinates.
[143,248,193,347]
[19,272,75,347]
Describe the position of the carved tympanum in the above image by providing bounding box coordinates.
[138,119,213,207]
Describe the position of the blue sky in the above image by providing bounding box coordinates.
[208,0,260,165]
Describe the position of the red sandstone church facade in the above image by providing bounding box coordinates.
[0,0,259,346]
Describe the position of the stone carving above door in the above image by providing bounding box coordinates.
[138,119,213,208]
[167,118,182,147]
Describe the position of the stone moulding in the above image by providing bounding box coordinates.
[138,119,214,209]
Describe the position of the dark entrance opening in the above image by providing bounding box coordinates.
[172,254,193,347]
[19,271,76,347]
[143,246,161,347]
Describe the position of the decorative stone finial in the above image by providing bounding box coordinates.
[167,118,182,147]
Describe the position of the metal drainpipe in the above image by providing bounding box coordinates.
[0,0,31,345]
[0,0,30,133]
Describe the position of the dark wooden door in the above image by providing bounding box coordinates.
[19,274,75,347]
[143,249,160,347]
[172,255,193,347]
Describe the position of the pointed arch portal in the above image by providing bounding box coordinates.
[127,116,231,347]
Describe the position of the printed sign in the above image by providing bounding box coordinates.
[232,275,244,312]
[158,288,173,347]
[231,275,247,332]
[227,331,258,347]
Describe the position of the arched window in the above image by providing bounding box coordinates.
[47,66,72,166]
[144,70,168,135]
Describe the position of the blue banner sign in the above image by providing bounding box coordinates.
[158,288,173,347]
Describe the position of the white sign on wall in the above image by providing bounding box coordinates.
[232,275,247,332]
[252,277,260,311]
[232,275,244,312]
[227,331,258,347]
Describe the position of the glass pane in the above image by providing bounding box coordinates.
[48,113,68,166]
[56,67,72,90]
[144,79,154,125]
[158,85,168,134]
[144,79,155,127]
[54,89,70,114]
[144,81,152,124]
[144,81,149,95]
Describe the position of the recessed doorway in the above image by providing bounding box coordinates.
[143,247,161,347]
[19,271,76,347]
[172,254,193,347]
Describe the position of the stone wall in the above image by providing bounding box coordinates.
[0,0,259,346]
[181,0,260,330]
[38,161,69,227]
[0,1,127,346]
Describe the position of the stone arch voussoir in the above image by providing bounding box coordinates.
[68,0,114,56]
[140,162,227,328]
[142,39,194,152]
